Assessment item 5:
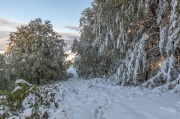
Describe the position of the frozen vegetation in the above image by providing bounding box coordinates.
[0,0,180,118]
[72,0,180,90]
[1,67,180,119]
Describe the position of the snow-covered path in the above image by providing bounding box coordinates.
[50,78,180,119]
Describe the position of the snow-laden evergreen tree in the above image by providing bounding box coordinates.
[0,54,13,90]
[73,6,109,78]
[0,54,6,90]
[143,0,180,90]
[5,18,67,84]
[170,0,180,92]
[73,0,180,90]
[0,54,5,71]
[71,39,79,54]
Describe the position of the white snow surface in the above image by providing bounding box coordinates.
[67,66,78,78]
[13,86,21,92]
[46,78,180,119]
[6,68,180,119]
[15,79,32,86]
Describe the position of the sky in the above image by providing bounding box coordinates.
[0,0,92,53]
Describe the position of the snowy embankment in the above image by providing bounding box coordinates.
[3,67,180,119]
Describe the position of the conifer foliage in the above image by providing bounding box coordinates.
[73,0,180,90]
[0,54,8,90]
[5,18,67,84]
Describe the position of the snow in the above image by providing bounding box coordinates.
[0,51,5,54]
[20,108,33,118]
[52,78,180,119]
[13,86,21,92]
[3,68,180,119]
[67,66,78,78]
[15,79,32,86]
[65,50,75,61]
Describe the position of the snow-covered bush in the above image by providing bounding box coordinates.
[6,79,32,111]
[1,79,63,118]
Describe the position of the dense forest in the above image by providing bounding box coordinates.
[72,0,180,90]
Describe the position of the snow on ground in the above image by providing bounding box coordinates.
[67,66,78,78]
[51,78,180,119]
[5,67,180,119]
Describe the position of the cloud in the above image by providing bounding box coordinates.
[63,26,80,31]
[0,17,26,32]
[58,32,80,41]
[0,18,27,53]
[0,31,11,53]
[54,30,80,51]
